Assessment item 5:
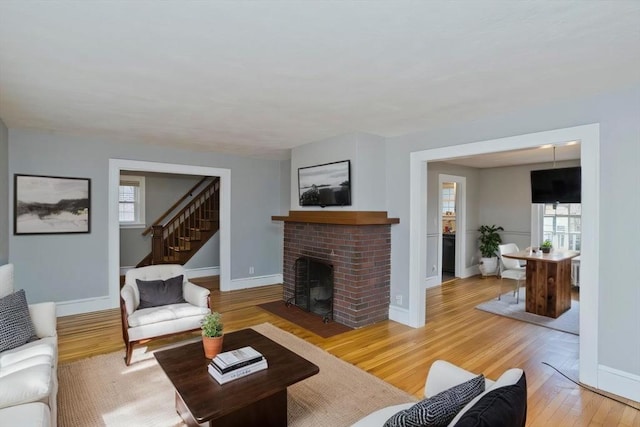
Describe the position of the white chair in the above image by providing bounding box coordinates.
[498,243,526,304]
[571,255,581,287]
[120,264,211,365]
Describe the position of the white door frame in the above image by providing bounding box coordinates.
[108,159,232,310]
[437,174,466,281]
[409,124,600,389]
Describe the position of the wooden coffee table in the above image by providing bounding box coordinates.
[155,328,319,427]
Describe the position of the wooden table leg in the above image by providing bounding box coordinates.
[175,389,288,427]
[525,258,572,318]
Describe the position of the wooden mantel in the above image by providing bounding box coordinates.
[271,211,399,225]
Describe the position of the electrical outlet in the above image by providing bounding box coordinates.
[396,294,402,305]
[249,266,254,275]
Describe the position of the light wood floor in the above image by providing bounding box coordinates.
[57,276,640,426]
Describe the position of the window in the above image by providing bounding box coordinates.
[441,183,456,215]
[119,175,145,227]
[542,203,581,251]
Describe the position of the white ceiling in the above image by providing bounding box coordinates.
[0,1,639,160]
[442,143,581,169]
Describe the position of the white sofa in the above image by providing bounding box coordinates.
[352,360,526,427]
[120,264,211,365]
[0,264,58,427]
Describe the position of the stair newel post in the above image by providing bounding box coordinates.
[151,225,164,265]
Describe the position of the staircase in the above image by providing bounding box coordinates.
[136,177,220,267]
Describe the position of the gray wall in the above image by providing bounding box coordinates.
[119,172,219,269]
[386,85,640,377]
[0,118,7,264]
[8,129,283,304]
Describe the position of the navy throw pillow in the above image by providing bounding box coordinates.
[453,371,527,427]
[136,275,186,309]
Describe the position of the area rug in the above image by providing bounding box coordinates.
[475,289,579,335]
[58,323,414,426]
[258,300,353,338]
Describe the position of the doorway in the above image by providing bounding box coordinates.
[108,159,231,312]
[438,174,466,284]
[408,123,600,389]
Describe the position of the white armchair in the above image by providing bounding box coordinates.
[120,264,211,365]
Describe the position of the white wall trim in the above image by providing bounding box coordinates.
[109,159,232,314]
[229,274,283,291]
[185,266,221,279]
[409,123,600,390]
[56,296,112,317]
[424,276,440,289]
[389,305,410,325]
[462,265,480,279]
[598,365,640,402]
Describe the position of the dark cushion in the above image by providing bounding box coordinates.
[136,275,186,309]
[0,289,38,352]
[453,372,527,427]
[384,374,485,427]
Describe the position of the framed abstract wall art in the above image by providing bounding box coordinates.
[14,174,91,235]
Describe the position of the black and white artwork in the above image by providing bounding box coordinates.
[14,174,91,235]
[298,160,351,207]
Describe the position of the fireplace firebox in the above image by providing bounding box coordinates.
[288,257,334,322]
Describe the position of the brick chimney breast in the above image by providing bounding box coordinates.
[278,212,396,329]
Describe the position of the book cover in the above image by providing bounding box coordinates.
[211,356,265,374]
[208,359,268,385]
[213,346,263,368]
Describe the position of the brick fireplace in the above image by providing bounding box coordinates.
[272,211,399,329]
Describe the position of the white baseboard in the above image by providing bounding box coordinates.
[598,364,640,402]
[56,296,113,317]
[389,304,410,325]
[228,274,283,291]
[461,265,480,278]
[424,276,440,289]
[185,266,220,279]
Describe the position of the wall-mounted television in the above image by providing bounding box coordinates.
[298,160,351,207]
[530,166,581,203]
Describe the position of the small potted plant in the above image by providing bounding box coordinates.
[478,225,504,276]
[540,239,553,254]
[201,312,224,359]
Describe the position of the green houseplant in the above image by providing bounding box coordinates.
[201,312,224,358]
[478,225,504,276]
[540,239,553,254]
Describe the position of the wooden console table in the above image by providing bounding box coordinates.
[503,249,580,318]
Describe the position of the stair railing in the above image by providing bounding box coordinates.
[150,177,220,264]
[142,176,210,237]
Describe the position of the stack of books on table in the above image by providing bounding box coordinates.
[208,346,268,384]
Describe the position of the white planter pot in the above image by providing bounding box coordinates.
[479,257,498,277]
